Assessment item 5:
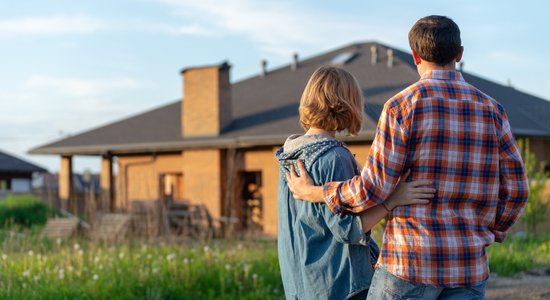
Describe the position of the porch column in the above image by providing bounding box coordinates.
[101,154,115,212]
[59,155,74,213]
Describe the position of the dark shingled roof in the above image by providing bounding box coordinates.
[0,150,47,173]
[29,41,550,156]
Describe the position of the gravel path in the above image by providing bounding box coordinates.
[486,272,550,300]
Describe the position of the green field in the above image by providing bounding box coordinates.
[1,228,549,299]
[0,233,283,300]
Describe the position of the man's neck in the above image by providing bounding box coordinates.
[417,61,457,76]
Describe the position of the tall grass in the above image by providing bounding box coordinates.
[487,233,550,276]
[0,234,283,300]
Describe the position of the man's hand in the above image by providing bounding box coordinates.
[285,160,324,202]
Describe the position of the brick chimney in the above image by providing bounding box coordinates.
[181,62,232,137]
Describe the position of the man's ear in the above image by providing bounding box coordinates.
[455,46,464,63]
[412,50,422,65]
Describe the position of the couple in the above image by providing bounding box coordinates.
[275,15,529,300]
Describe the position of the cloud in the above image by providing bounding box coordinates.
[22,75,152,97]
[0,16,103,37]
[153,0,389,57]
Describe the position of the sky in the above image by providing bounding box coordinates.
[2,0,549,173]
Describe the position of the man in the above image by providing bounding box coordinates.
[286,15,529,299]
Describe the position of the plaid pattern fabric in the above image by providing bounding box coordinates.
[323,70,529,287]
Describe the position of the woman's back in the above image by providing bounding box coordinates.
[276,134,378,300]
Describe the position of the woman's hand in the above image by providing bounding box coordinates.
[385,170,435,210]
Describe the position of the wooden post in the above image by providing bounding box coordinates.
[59,155,74,214]
[101,154,115,212]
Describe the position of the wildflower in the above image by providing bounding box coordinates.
[74,243,80,251]
[94,256,100,263]
[243,263,251,275]
[93,274,99,281]
[225,264,231,271]
[68,266,74,273]
[2,254,7,260]
[183,257,189,265]
[147,254,152,260]
[152,267,159,274]
[56,238,62,245]
[34,275,40,282]
[59,271,65,280]
[166,253,176,261]
[22,283,26,289]
[252,273,258,283]
[37,254,42,260]
[78,250,84,256]
[23,270,31,277]
[203,246,210,253]
[28,250,34,257]
[119,252,125,259]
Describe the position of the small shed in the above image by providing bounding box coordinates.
[0,150,47,197]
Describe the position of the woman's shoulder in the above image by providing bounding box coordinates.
[315,144,354,162]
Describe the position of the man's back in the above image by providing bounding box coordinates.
[379,69,528,286]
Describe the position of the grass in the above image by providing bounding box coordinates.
[487,233,550,276]
[0,232,283,300]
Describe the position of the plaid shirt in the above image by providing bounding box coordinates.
[323,70,529,287]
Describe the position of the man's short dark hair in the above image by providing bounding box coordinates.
[408,15,461,66]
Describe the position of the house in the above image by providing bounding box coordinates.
[0,150,46,198]
[29,41,550,236]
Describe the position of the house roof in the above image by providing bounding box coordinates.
[29,41,550,156]
[0,150,47,174]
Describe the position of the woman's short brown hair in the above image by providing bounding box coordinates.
[299,65,363,135]
[408,15,461,66]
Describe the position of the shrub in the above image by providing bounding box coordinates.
[518,139,549,235]
[0,194,48,227]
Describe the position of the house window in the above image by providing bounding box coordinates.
[159,173,184,202]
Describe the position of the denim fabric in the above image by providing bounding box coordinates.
[276,136,380,300]
[367,266,487,300]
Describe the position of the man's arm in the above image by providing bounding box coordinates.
[287,104,412,213]
[324,106,410,213]
[492,109,529,243]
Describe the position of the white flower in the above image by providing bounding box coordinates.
[34,275,40,282]
[68,266,74,273]
[73,243,80,251]
[203,246,210,253]
[22,283,26,289]
[2,254,7,260]
[152,267,159,274]
[243,263,251,274]
[94,256,100,263]
[28,250,34,257]
[183,257,189,265]
[252,273,258,282]
[224,264,231,271]
[166,253,176,261]
[22,270,31,277]
[119,252,125,259]
[147,254,152,260]
[56,238,62,245]
[93,274,99,281]
[59,272,65,280]
[78,250,84,256]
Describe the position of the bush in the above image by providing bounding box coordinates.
[0,194,48,227]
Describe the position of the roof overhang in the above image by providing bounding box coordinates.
[28,131,377,156]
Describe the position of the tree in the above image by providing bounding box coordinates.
[517,139,549,235]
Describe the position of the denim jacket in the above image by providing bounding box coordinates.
[276,134,379,300]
